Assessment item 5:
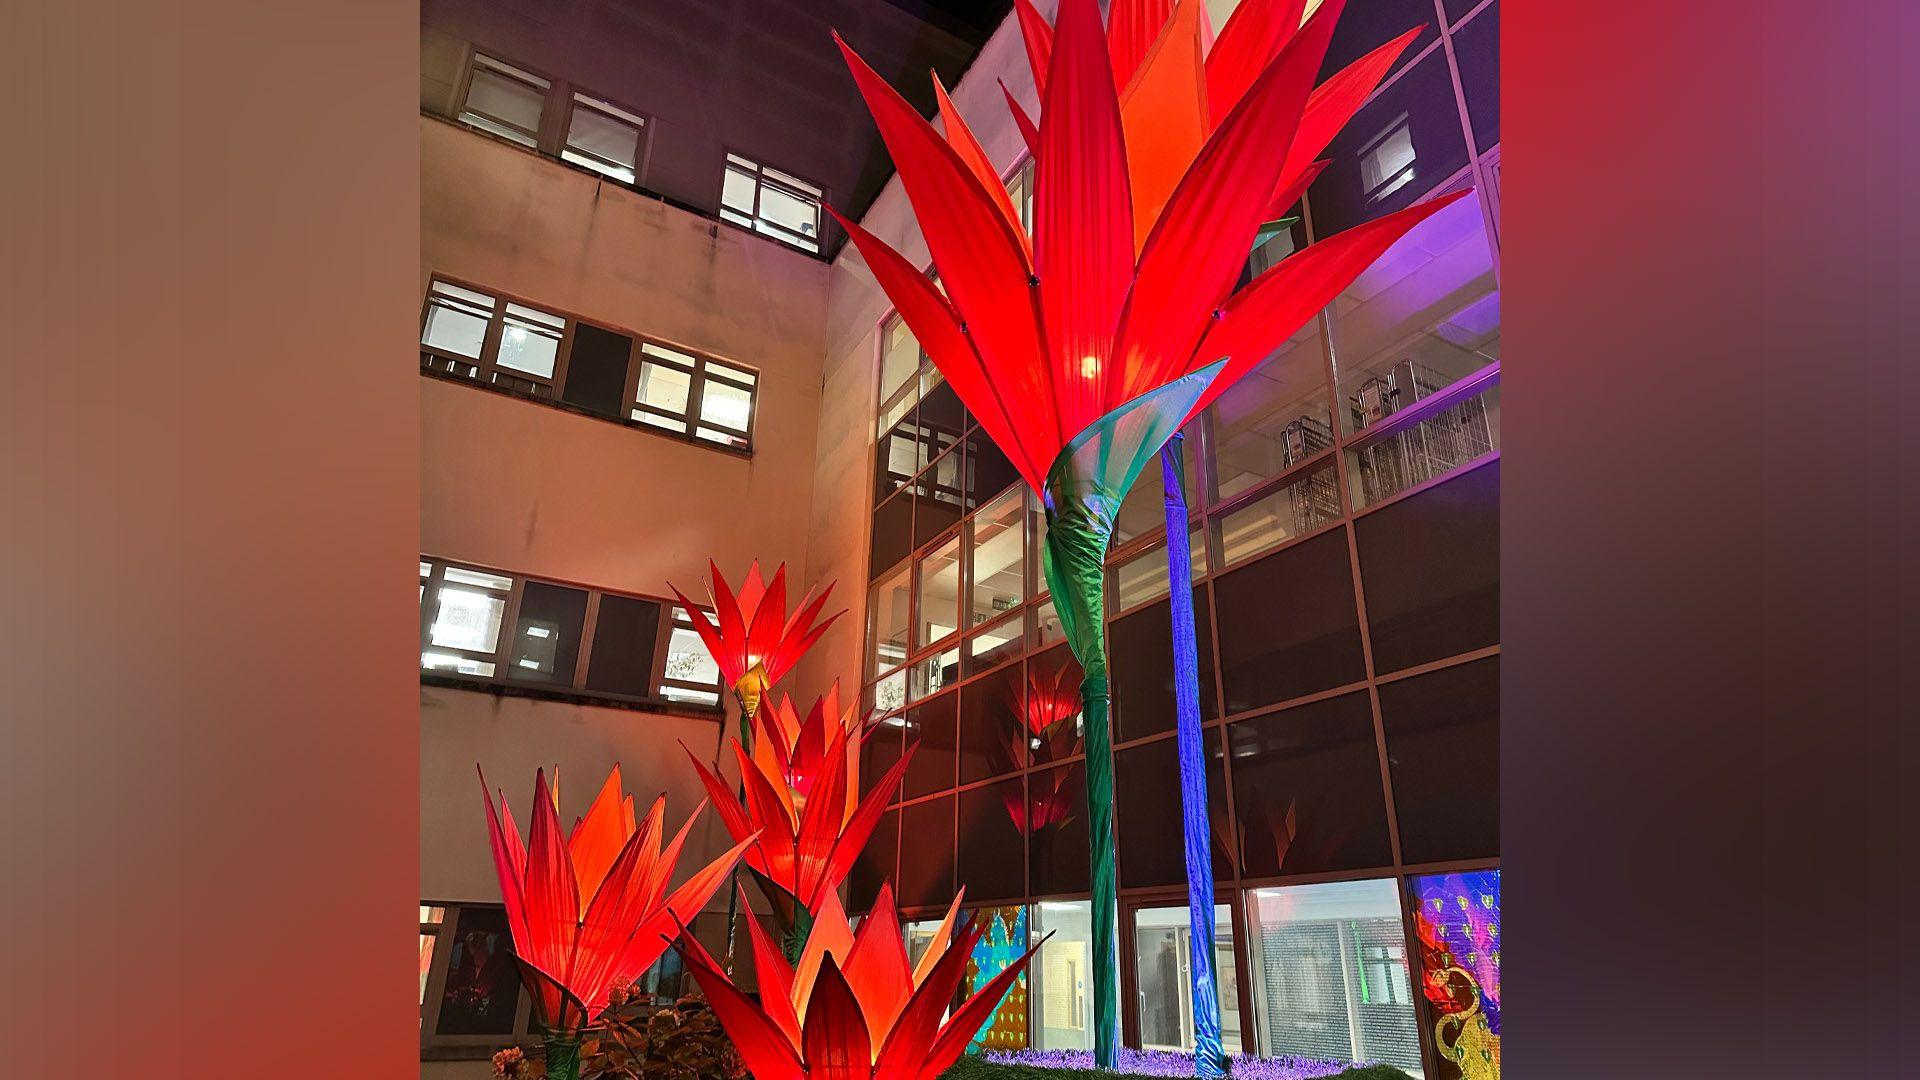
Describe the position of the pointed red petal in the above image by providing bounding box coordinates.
[737,740,803,893]
[934,74,1029,262]
[1036,0,1135,444]
[478,768,530,949]
[673,932,806,1080]
[1107,0,1174,92]
[915,936,1048,1080]
[669,583,736,686]
[802,958,874,1080]
[1000,79,1042,162]
[563,817,661,1017]
[746,562,789,679]
[1264,158,1330,221]
[1118,0,1212,252]
[841,883,915,1046]
[1205,0,1308,124]
[707,560,748,680]
[791,721,854,898]
[566,766,629,897]
[830,206,1047,494]
[737,559,767,623]
[524,769,582,980]
[871,916,982,1077]
[1012,0,1054,96]
[835,33,1056,474]
[809,744,916,908]
[1111,0,1346,403]
[1188,190,1474,419]
[1280,25,1423,188]
[738,886,804,1047]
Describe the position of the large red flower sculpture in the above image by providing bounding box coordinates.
[669,560,842,720]
[477,765,756,1036]
[833,0,1466,498]
[673,885,1043,1080]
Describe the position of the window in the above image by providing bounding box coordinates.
[458,54,550,148]
[1031,900,1094,1049]
[420,278,760,454]
[1225,692,1394,875]
[420,903,528,1043]
[896,794,955,910]
[969,487,1026,628]
[1114,733,1231,887]
[720,153,825,253]
[1378,657,1500,863]
[1212,529,1366,711]
[1132,903,1243,1055]
[418,557,721,709]
[1244,879,1423,1073]
[914,533,962,650]
[562,92,646,183]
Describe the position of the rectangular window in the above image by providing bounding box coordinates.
[720,153,825,253]
[562,92,646,184]
[1244,879,1423,1073]
[458,54,550,148]
[419,557,719,710]
[421,278,759,454]
[1132,903,1243,1055]
[1031,901,1094,1049]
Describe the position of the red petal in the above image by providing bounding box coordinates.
[831,207,1047,494]
[746,562,790,680]
[707,560,746,668]
[1187,189,1474,419]
[915,936,1048,1080]
[802,958,874,1080]
[478,769,530,949]
[738,886,803,1047]
[1118,0,1212,252]
[1111,0,1346,404]
[1013,0,1054,96]
[835,34,1055,477]
[566,766,629,898]
[934,74,1030,263]
[1279,26,1424,188]
[736,559,766,623]
[679,745,771,880]
[841,883,915,1045]
[1264,158,1330,221]
[791,720,855,898]
[669,582,738,687]
[810,745,916,909]
[1205,0,1308,124]
[673,932,806,1080]
[1000,79,1042,162]
[871,916,982,1077]
[1107,0,1173,93]
[1037,0,1136,445]
[738,741,803,893]
[524,769,581,977]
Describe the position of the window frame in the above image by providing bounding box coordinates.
[420,274,760,456]
[419,555,724,712]
[718,151,828,254]
[559,88,650,185]
[455,52,555,149]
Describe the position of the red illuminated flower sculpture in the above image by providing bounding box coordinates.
[673,885,1043,1080]
[834,0,1467,1065]
[478,765,756,1080]
[682,696,914,951]
[670,560,843,726]
[754,681,863,822]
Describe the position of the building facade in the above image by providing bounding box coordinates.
[417,1,1500,1077]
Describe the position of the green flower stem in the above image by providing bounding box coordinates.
[542,1035,581,1080]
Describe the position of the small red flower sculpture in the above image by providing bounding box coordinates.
[669,560,842,715]
[682,699,914,920]
[673,885,1043,1080]
[478,765,757,1034]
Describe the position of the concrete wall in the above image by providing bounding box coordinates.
[420,113,830,906]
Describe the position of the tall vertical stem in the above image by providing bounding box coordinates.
[1162,435,1226,1078]
[717,696,758,975]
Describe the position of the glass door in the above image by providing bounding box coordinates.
[1129,902,1243,1055]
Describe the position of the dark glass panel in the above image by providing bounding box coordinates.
[1115,732,1232,889]
[1452,2,1499,152]
[861,714,905,805]
[1111,590,1217,743]
[1213,529,1366,713]
[957,777,1026,902]
[505,582,588,685]
[1318,0,1438,86]
[1308,52,1470,237]
[870,490,913,579]
[583,594,662,698]
[1354,459,1498,674]
[560,322,633,419]
[875,409,920,505]
[913,462,966,550]
[902,692,959,799]
[1378,656,1499,863]
[959,661,1025,784]
[434,906,522,1035]
[1226,692,1393,875]
[917,377,968,445]
[1026,644,1085,766]
[897,795,956,911]
[965,430,1020,510]
[1028,762,1089,896]
[849,808,899,914]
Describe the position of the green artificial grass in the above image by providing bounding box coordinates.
[939,1058,1415,1080]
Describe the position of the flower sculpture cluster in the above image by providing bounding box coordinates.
[834,0,1469,1065]
[477,766,756,1057]
[673,886,1042,1080]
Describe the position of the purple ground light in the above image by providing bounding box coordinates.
[980,1048,1367,1078]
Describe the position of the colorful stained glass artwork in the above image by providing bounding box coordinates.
[967,906,1032,1052]
[1411,870,1501,1080]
